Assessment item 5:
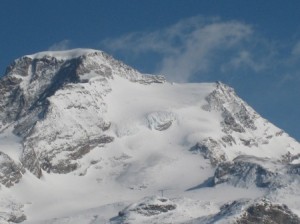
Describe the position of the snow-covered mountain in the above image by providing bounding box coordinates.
[1,49,300,223]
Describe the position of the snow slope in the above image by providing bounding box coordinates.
[1,49,300,223]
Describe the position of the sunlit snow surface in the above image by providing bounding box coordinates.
[1,50,300,223]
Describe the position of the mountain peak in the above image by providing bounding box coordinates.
[1,49,300,223]
[0,49,165,134]
[24,48,102,60]
[5,48,165,84]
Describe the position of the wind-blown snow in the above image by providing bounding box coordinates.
[25,48,100,60]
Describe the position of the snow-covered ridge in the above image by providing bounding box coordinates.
[25,48,101,60]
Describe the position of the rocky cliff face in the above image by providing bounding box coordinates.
[190,199,300,224]
[0,152,25,187]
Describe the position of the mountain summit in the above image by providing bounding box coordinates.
[1,49,300,223]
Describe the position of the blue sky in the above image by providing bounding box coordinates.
[2,0,300,140]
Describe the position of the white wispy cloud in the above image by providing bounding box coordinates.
[291,41,300,56]
[48,39,71,51]
[102,16,274,82]
[221,50,267,73]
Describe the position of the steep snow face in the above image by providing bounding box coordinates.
[1,49,300,223]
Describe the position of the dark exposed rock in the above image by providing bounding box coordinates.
[222,109,245,133]
[0,197,27,223]
[49,161,79,174]
[33,135,114,174]
[203,82,257,134]
[281,152,300,164]
[190,138,227,166]
[20,147,42,178]
[0,152,25,187]
[40,136,114,174]
[192,199,300,224]
[236,200,300,224]
[136,204,176,216]
[7,214,27,223]
[135,74,165,85]
[240,138,258,147]
[68,136,114,160]
[0,56,67,132]
[117,197,177,219]
[214,156,278,188]
[221,135,236,146]
[77,56,113,78]
[155,121,173,131]
[287,163,300,175]
[147,111,176,131]
[132,203,176,216]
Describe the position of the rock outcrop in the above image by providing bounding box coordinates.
[0,152,25,187]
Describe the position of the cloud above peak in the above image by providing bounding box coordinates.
[157,19,253,81]
[102,16,271,82]
[48,39,71,51]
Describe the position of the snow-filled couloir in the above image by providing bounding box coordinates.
[1,49,300,223]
